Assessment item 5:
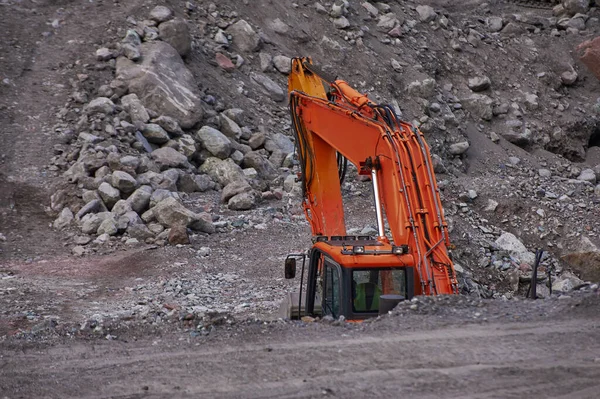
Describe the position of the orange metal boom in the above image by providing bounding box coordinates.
[288,57,457,295]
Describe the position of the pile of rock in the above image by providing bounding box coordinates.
[49,5,297,253]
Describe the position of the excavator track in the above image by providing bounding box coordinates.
[505,0,559,9]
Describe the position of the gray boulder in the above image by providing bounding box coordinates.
[77,199,106,219]
[111,171,138,193]
[142,123,170,144]
[158,18,191,57]
[495,232,535,265]
[198,157,246,186]
[86,97,115,115]
[228,192,258,210]
[468,76,491,92]
[153,115,183,137]
[121,93,149,125]
[98,182,121,209]
[195,126,232,159]
[127,185,153,213]
[219,114,242,140]
[222,181,253,203]
[273,55,292,74]
[270,133,295,154]
[97,217,118,236]
[242,152,279,180]
[150,189,177,208]
[54,208,74,230]
[152,197,215,233]
[227,19,261,52]
[222,108,245,126]
[250,73,285,102]
[150,5,173,22]
[461,94,493,121]
[177,174,215,193]
[115,41,203,129]
[127,224,155,241]
[150,147,190,170]
[416,5,437,23]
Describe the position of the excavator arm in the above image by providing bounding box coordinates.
[288,58,457,296]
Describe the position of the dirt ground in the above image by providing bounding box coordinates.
[2,0,600,397]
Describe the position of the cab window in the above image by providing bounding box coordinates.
[323,261,341,318]
[352,269,406,313]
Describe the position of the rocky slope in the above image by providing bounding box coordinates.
[2,0,600,331]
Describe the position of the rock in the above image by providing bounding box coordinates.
[215,53,235,72]
[121,93,150,125]
[416,5,437,23]
[562,237,600,282]
[333,16,350,29]
[142,123,170,144]
[330,3,345,18]
[214,29,229,45]
[501,128,532,148]
[249,132,266,150]
[86,97,115,115]
[117,211,143,231]
[270,133,295,154]
[495,232,535,265]
[562,0,590,16]
[222,180,253,203]
[112,200,134,216]
[153,197,214,234]
[121,43,141,61]
[195,126,232,159]
[259,52,273,72]
[115,41,203,129]
[80,213,104,235]
[502,22,527,35]
[127,186,153,214]
[484,199,498,212]
[76,199,106,219]
[150,5,174,23]
[561,70,578,86]
[111,171,138,194]
[461,94,493,121]
[72,246,86,256]
[486,16,504,32]
[242,152,279,180]
[227,19,261,53]
[273,55,292,74]
[54,208,74,230]
[153,115,183,137]
[222,109,245,126]
[523,93,539,110]
[98,182,121,209]
[552,274,585,293]
[219,114,242,140]
[149,189,176,208]
[538,169,552,178]
[127,224,154,241]
[228,192,258,210]
[96,47,114,61]
[377,13,402,31]
[362,2,379,17]
[159,18,191,57]
[407,78,436,98]
[168,225,190,245]
[199,157,246,186]
[250,73,285,102]
[468,76,491,92]
[150,147,190,170]
[97,217,118,236]
[578,168,596,184]
[449,141,470,156]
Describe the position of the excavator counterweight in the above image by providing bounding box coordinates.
[282,58,458,320]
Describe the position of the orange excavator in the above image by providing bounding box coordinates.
[282,58,458,320]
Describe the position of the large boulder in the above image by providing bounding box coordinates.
[562,237,600,282]
[198,157,246,186]
[98,182,121,209]
[115,41,203,129]
[150,147,190,170]
[195,126,232,159]
[461,94,493,121]
[250,73,285,102]
[127,185,153,214]
[152,197,215,233]
[219,114,242,140]
[495,232,535,265]
[227,19,261,52]
[242,151,279,180]
[111,171,138,194]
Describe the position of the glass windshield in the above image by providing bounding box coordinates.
[352,269,406,313]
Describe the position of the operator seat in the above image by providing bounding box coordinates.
[353,282,382,311]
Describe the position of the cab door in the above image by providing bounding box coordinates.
[322,260,342,318]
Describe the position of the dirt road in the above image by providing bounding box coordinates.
[2,315,599,398]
